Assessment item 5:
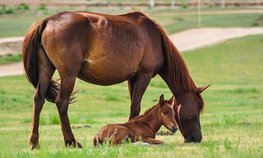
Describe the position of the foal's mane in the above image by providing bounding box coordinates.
[132,104,159,120]
[133,100,171,120]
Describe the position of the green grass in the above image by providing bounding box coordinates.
[157,12,263,33]
[0,7,262,37]
[0,35,263,157]
[0,12,45,37]
[0,54,22,65]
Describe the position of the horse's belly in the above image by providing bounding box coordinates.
[77,59,137,85]
[77,20,145,85]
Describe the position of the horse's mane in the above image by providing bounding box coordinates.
[125,12,204,111]
[151,20,206,111]
[143,15,204,111]
[151,19,197,92]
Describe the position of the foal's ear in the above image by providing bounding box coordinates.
[195,85,211,93]
[159,94,165,105]
[169,96,176,106]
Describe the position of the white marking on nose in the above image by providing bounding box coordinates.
[84,59,94,64]
[84,57,106,64]
[177,104,181,119]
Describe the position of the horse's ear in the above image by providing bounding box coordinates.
[195,85,211,93]
[159,94,165,105]
[169,96,176,106]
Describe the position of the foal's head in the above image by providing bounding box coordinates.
[158,94,178,133]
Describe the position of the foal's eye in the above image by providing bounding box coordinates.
[163,112,169,115]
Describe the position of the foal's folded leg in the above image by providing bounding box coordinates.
[109,126,129,145]
[142,137,164,144]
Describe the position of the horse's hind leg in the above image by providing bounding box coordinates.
[55,74,81,148]
[109,127,129,145]
[30,51,55,150]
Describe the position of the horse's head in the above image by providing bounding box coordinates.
[158,94,178,133]
[174,85,210,143]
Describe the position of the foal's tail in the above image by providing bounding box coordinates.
[93,134,102,147]
[22,20,66,103]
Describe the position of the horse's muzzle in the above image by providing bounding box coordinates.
[170,126,178,133]
[184,135,202,143]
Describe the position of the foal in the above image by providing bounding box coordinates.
[93,94,178,146]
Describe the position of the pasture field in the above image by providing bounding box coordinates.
[0,6,262,37]
[0,34,262,157]
[0,6,262,66]
[0,54,22,65]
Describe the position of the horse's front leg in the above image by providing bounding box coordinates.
[128,72,153,120]
[142,137,164,144]
[55,76,81,148]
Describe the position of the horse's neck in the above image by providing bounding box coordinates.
[139,106,162,134]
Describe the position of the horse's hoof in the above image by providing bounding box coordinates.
[30,142,40,150]
[76,141,82,148]
[66,140,82,148]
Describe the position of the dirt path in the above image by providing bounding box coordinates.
[0,37,24,56]
[170,27,263,51]
[0,62,24,77]
[0,27,263,77]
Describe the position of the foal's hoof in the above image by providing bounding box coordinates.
[65,140,82,148]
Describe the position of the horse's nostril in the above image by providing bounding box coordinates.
[193,134,202,143]
[171,126,178,133]
[184,135,202,143]
[195,136,202,143]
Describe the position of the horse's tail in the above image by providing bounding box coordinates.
[22,21,45,89]
[156,25,195,91]
[22,20,71,103]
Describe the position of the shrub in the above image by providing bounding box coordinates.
[16,3,30,10]
[4,8,14,14]
[38,4,47,11]
[0,6,15,14]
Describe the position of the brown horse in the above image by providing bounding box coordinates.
[93,94,178,146]
[22,11,209,149]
